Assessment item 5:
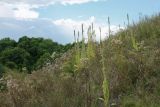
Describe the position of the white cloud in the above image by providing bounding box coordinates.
[0,0,102,19]
[0,16,124,44]
[61,0,98,5]
[0,18,72,43]
[0,16,123,44]
[0,2,39,19]
[53,16,95,30]
[14,5,39,19]
[53,16,96,42]
[0,0,54,6]
[0,0,101,6]
[53,16,124,42]
[0,5,14,18]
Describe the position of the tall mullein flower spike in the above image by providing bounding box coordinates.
[119,24,121,31]
[74,30,77,54]
[131,31,138,51]
[82,24,85,44]
[91,23,94,32]
[81,24,86,58]
[100,31,109,107]
[132,20,135,27]
[77,31,80,42]
[92,23,95,42]
[87,26,94,59]
[82,24,84,39]
[76,31,80,65]
[74,30,76,43]
[127,13,130,26]
[99,27,102,45]
[124,22,126,29]
[108,17,111,37]
[139,12,142,20]
[77,31,80,51]
[100,25,109,107]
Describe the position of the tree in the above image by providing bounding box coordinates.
[35,53,52,69]
[0,36,74,73]
[18,37,45,69]
[0,47,31,71]
[0,38,16,53]
[17,36,67,70]
[39,39,56,53]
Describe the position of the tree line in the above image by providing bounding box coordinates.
[0,36,74,75]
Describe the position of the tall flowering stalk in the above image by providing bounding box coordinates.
[108,17,111,37]
[81,24,86,59]
[100,27,109,107]
[87,26,95,59]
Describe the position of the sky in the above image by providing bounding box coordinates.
[0,0,160,44]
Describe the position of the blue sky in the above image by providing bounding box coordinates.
[0,0,159,44]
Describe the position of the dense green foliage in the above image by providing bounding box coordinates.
[0,64,5,78]
[0,36,74,73]
[0,14,159,107]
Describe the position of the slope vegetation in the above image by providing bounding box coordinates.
[0,14,160,107]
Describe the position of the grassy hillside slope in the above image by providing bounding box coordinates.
[0,14,160,107]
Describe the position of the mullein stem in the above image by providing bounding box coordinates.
[99,27,102,44]
[81,24,86,58]
[108,17,111,37]
[100,27,109,107]
[127,13,130,27]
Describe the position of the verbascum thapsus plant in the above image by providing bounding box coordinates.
[131,32,139,51]
[73,30,81,72]
[87,26,95,59]
[127,13,130,27]
[76,31,81,64]
[99,27,102,44]
[108,17,111,37]
[74,30,77,52]
[100,28,109,107]
[126,14,139,51]
[91,23,96,42]
[81,24,86,59]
